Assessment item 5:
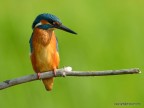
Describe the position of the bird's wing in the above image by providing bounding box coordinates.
[56,36,59,51]
[29,33,33,53]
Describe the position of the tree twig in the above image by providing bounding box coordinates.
[0,66,140,90]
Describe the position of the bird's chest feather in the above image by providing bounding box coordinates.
[31,28,59,72]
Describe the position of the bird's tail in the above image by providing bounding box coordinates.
[42,78,54,91]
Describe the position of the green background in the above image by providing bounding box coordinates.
[0,0,143,108]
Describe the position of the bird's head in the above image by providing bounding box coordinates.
[32,13,77,34]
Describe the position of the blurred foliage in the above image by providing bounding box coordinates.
[0,0,143,108]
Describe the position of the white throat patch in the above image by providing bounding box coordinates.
[35,22,42,28]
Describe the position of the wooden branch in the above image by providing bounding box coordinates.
[0,67,140,90]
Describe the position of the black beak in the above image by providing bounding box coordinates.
[56,25,77,34]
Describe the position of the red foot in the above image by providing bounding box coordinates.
[37,73,41,79]
[53,68,56,76]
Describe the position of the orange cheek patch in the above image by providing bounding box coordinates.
[41,20,50,24]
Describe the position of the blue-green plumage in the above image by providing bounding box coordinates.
[32,13,77,34]
[32,13,61,29]
[29,34,33,53]
[37,24,53,30]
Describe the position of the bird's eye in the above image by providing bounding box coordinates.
[53,22,61,26]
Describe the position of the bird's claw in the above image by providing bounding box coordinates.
[37,72,41,79]
[53,68,56,76]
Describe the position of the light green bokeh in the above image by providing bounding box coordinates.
[0,0,143,108]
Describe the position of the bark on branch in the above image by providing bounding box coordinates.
[0,67,140,90]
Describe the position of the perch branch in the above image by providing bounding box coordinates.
[0,67,140,90]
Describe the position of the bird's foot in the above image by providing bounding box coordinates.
[37,72,41,79]
[53,68,56,76]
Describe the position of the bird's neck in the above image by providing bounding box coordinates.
[33,28,55,46]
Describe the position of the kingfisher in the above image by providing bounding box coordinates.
[29,13,77,91]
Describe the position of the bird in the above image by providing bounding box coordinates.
[29,13,77,91]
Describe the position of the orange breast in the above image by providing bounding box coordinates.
[30,28,60,73]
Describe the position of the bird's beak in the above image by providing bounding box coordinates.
[56,25,77,34]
